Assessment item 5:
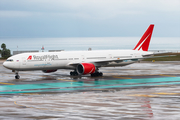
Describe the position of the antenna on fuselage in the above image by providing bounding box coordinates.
[88,48,92,51]
[41,45,44,52]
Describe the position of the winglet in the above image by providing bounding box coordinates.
[133,24,154,51]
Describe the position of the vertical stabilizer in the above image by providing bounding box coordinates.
[133,24,154,51]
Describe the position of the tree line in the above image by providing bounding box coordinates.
[0,43,11,59]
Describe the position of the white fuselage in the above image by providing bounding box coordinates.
[3,24,155,79]
[3,49,152,71]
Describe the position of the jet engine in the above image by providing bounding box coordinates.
[42,70,57,73]
[76,63,96,75]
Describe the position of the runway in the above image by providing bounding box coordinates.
[0,60,180,119]
[1,74,180,95]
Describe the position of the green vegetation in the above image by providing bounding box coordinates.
[143,53,180,61]
[0,43,11,59]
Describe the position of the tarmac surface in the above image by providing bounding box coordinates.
[0,60,180,119]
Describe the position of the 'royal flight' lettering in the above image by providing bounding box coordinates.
[27,55,58,61]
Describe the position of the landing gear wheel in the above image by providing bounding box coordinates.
[99,72,103,76]
[15,71,20,79]
[70,71,78,76]
[70,71,73,76]
[91,72,103,77]
[15,75,20,79]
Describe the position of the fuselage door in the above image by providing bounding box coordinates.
[22,57,26,65]
[14,59,20,69]
[44,57,51,68]
[81,55,85,62]
[109,54,112,59]
[133,53,141,58]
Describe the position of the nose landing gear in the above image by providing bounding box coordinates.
[14,71,20,79]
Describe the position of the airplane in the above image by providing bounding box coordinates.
[3,24,168,79]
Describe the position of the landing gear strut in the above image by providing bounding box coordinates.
[70,70,78,76]
[15,71,20,79]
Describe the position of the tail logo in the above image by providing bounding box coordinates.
[133,24,154,51]
[27,55,32,60]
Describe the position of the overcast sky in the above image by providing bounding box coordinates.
[0,0,179,38]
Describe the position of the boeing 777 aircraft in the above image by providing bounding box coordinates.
[3,24,166,79]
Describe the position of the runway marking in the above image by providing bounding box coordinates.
[91,89,115,91]
[21,93,40,95]
[0,76,180,95]
[152,92,180,95]
[166,105,180,108]
[57,79,75,82]
[14,101,24,107]
[113,76,132,79]
[128,94,159,97]
[14,101,64,111]
[159,74,176,77]
[0,82,14,85]
[155,85,169,87]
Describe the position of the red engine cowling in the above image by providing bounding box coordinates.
[42,70,57,73]
[76,63,96,75]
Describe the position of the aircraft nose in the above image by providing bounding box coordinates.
[3,61,7,68]
[3,61,10,69]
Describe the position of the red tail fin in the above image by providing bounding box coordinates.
[133,24,154,51]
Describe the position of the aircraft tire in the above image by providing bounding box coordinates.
[91,72,103,77]
[15,75,20,79]
[70,71,78,76]
[99,72,103,76]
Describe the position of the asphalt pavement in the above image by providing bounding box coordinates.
[0,60,180,119]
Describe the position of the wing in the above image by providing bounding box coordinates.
[68,55,175,67]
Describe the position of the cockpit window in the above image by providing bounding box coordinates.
[6,59,13,62]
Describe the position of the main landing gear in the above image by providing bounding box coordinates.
[70,70,78,76]
[70,70,103,77]
[14,71,20,79]
[91,72,103,77]
[91,68,103,77]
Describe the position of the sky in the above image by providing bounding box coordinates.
[0,0,180,38]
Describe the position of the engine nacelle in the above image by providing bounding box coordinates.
[76,63,96,75]
[42,70,57,73]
